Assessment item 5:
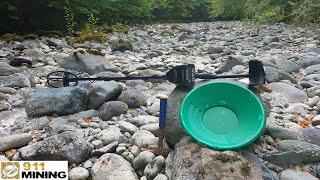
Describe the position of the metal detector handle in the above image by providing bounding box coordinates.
[159,95,168,129]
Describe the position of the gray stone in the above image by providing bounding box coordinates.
[207,46,224,54]
[0,155,9,161]
[0,133,32,152]
[19,132,93,164]
[231,65,245,74]
[110,38,133,52]
[131,130,158,148]
[0,73,31,88]
[69,167,90,180]
[0,101,11,111]
[305,64,320,75]
[118,89,147,108]
[10,56,32,67]
[97,126,127,145]
[178,34,193,41]
[128,115,158,127]
[59,51,118,75]
[91,141,119,157]
[265,66,280,83]
[116,147,127,154]
[216,56,245,73]
[306,47,320,54]
[87,81,122,109]
[133,151,156,171]
[131,145,140,157]
[98,101,128,121]
[144,155,165,179]
[307,86,320,98]
[284,103,306,114]
[280,170,317,180]
[91,153,138,180]
[266,123,298,140]
[263,140,320,166]
[153,174,168,180]
[270,82,308,103]
[298,128,320,146]
[279,71,298,84]
[25,87,88,117]
[83,160,93,169]
[146,102,160,115]
[140,123,160,137]
[118,121,138,134]
[275,59,301,73]
[57,124,76,134]
[125,80,146,88]
[264,36,280,45]
[166,137,262,180]
[298,56,320,68]
[0,87,17,94]
[91,140,103,149]
[0,62,21,76]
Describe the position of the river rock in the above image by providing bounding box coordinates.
[87,81,122,109]
[207,46,224,54]
[110,38,133,52]
[264,36,280,45]
[19,132,93,164]
[59,51,118,75]
[0,133,32,152]
[166,137,262,180]
[266,123,298,140]
[216,56,245,73]
[25,87,87,117]
[132,151,156,171]
[264,66,280,82]
[146,102,160,115]
[154,174,168,180]
[144,155,165,179]
[298,128,320,146]
[0,73,31,88]
[91,141,119,157]
[117,89,147,108]
[305,64,320,75]
[98,101,128,121]
[275,59,300,73]
[298,56,320,68]
[97,126,127,145]
[280,170,318,180]
[10,56,33,67]
[118,121,138,134]
[69,167,90,180]
[0,62,21,76]
[131,130,158,148]
[128,115,158,127]
[91,153,138,180]
[270,82,308,103]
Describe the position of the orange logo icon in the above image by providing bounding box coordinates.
[1,162,20,179]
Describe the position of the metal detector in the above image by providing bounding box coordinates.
[47,60,265,88]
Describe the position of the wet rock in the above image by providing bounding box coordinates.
[110,38,133,52]
[59,51,118,75]
[128,115,158,127]
[144,155,165,179]
[19,132,93,164]
[97,126,127,145]
[91,153,138,180]
[270,82,308,103]
[131,130,158,148]
[98,101,128,121]
[0,62,21,76]
[0,133,32,152]
[132,151,156,171]
[87,81,122,109]
[25,87,87,117]
[118,89,147,108]
[0,73,31,88]
[69,167,90,180]
[280,170,317,180]
[166,137,262,180]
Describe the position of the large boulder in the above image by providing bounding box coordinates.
[0,73,31,88]
[165,137,263,180]
[25,87,88,117]
[58,51,118,75]
[19,132,93,164]
[270,82,308,103]
[91,153,138,180]
[110,38,133,52]
[87,81,122,109]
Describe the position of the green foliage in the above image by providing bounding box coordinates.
[291,0,320,24]
[209,0,246,20]
[64,7,76,35]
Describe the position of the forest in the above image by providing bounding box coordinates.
[0,0,319,34]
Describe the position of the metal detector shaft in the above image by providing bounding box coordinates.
[195,73,249,79]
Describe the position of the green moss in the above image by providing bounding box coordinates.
[160,29,174,35]
[23,34,38,40]
[68,31,108,44]
[0,33,24,42]
[240,161,251,176]
[36,30,64,37]
[87,49,106,56]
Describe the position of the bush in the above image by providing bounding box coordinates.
[291,0,320,24]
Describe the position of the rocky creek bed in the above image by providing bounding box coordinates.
[1,21,320,180]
